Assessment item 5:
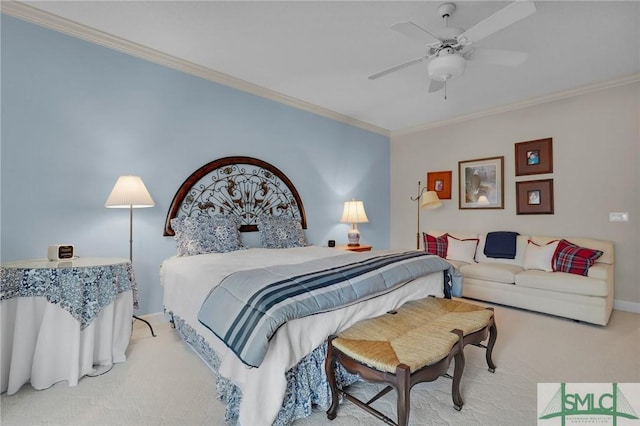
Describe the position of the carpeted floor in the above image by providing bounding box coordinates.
[1,301,639,426]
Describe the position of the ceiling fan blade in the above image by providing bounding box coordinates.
[391,21,441,44]
[427,79,445,93]
[368,56,426,80]
[468,48,528,66]
[459,1,536,43]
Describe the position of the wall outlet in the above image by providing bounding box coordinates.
[608,212,629,222]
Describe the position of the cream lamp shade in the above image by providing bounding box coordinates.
[420,191,442,210]
[105,176,155,208]
[340,200,369,247]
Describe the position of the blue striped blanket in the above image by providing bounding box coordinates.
[198,250,461,367]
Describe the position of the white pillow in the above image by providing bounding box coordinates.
[446,236,478,264]
[524,240,560,271]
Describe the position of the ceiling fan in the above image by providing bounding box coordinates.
[369,1,536,97]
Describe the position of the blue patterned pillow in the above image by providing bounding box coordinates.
[257,216,307,249]
[171,215,245,256]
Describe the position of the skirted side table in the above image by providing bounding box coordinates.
[0,257,137,394]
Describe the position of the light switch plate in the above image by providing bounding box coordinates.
[609,212,629,222]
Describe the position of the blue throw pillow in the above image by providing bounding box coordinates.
[257,216,307,249]
[171,214,245,256]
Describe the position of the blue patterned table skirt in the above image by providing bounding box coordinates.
[1,259,137,329]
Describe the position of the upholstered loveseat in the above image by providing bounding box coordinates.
[425,230,615,326]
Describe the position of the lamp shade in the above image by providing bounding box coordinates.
[340,200,369,224]
[420,191,442,210]
[427,51,466,82]
[105,176,155,208]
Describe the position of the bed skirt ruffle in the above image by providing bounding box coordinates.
[171,314,360,425]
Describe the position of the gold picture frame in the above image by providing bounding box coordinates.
[458,156,504,209]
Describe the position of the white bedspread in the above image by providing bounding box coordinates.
[160,246,444,425]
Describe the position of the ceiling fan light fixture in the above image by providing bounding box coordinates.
[427,53,466,82]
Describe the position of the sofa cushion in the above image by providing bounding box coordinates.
[523,240,559,272]
[553,239,603,276]
[422,232,447,258]
[444,259,469,270]
[460,262,523,284]
[446,235,479,264]
[515,270,608,297]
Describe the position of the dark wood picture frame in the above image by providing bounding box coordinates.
[458,156,504,209]
[427,170,452,200]
[515,138,553,176]
[516,179,554,214]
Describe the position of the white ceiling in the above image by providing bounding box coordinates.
[8,1,640,135]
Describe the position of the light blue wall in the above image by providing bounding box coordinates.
[1,15,391,314]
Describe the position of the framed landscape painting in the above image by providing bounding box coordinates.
[458,156,504,209]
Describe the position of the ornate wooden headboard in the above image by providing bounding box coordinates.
[163,156,307,236]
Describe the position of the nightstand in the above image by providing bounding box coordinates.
[1,257,136,394]
[336,245,372,252]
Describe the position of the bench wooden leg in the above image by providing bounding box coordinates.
[325,336,339,420]
[396,364,411,426]
[451,329,465,411]
[485,317,498,373]
[466,308,498,373]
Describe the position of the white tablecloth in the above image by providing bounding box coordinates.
[1,291,133,394]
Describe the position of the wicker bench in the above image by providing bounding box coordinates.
[325,297,497,426]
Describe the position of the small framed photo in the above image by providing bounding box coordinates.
[458,156,504,209]
[515,138,553,176]
[427,170,452,199]
[516,179,554,214]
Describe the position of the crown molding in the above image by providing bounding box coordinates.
[392,73,640,138]
[1,1,390,137]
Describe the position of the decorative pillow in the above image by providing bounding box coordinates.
[523,240,559,272]
[446,235,479,264]
[257,216,307,249]
[553,239,603,276]
[171,215,244,256]
[422,232,448,258]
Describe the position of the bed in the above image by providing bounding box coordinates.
[160,156,461,425]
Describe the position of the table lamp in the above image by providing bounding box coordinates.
[340,200,369,247]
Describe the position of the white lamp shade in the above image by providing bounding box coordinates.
[420,191,442,209]
[340,200,369,224]
[105,176,155,208]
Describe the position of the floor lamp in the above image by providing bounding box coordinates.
[105,175,157,337]
[410,181,442,250]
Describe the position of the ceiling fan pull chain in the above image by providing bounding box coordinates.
[444,80,448,100]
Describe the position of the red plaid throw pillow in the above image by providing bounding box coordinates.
[423,232,448,258]
[553,239,603,276]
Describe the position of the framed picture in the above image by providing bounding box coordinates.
[515,138,553,176]
[516,179,554,214]
[458,156,504,209]
[427,170,452,200]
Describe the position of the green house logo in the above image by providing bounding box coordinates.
[539,383,639,425]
